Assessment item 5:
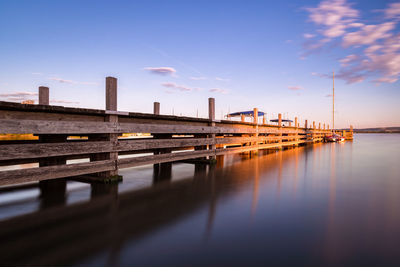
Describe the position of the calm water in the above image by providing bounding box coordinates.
[0,134,399,266]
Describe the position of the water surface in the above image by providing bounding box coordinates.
[0,134,399,266]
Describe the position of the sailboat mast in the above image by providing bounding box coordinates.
[333,71,335,133]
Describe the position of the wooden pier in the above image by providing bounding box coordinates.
[0,77,351,187]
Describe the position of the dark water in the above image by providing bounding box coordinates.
[0,134,399,266]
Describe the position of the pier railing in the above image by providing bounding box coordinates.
[0,77,337,186]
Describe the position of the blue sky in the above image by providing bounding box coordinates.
[0,0,399,128]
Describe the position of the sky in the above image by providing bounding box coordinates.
[0,0,399,128]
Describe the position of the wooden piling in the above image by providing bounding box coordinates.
[253,108,258,125]
[209,98,216,160]
[153,102,160,115]
[39,86,49,105]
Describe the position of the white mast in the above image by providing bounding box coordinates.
[333,71,335,133]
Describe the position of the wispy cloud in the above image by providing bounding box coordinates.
[49,77,99,85]
[304,0,400,84]
[31,72,43,75]
[288,86,304,90]
[209,88,228,94]
[0,91,38,102]
[50,99,80,104]
[190,76,207,80]
[161,82,199,92]
[215,77,230,82]
[303,33,315,39]
[144,67,176,76]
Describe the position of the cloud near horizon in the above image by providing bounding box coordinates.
[144,67,176,76]
[303,0,400,84]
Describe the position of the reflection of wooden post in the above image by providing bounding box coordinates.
[39,86,49,105]
[241,114,245,122]
[153,102,160,115]
[209,98,216,160]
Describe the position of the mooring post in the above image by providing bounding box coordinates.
[209,98,216,161]
[253,108,258,124]
[263,116,266,125]
[37,86,67,205]
[295,117,298,128]
[324,123,326,130]
[305,119,308,129]
[153,102,160,115]
[241,114,245,122]
[319,122,321,130]
[39,86,49,105]
[88,77,120,181]
[278,113,282,146]
[294,117,298,144]
[327,124,330,130]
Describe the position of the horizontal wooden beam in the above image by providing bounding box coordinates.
[0,160,115,186]
[0,136,306,161]
[0,119,317,135]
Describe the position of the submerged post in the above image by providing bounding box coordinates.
[154,102,160,115]
[39,86,49,105]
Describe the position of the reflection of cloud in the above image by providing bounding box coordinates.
[144,67,176,76]
[209,88,228,94]
[304,0,400,84]
[288,86,304,90]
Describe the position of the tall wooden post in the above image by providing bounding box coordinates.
[324,123,326,130]
[88,77,119,180]
[327,124,330,130]
[263,116,266,125]
[313,121,316,129]
[37,86,67,206]
[241,114,245,122]
[39,86,49,105]
[305,120,308,129]
[153,102,160,115]
[295,117,298,128]
[209,98,216,160]
[319,122,321,130]
[278,113,282,146]
[253,108,258,125]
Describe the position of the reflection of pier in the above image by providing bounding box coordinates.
[0,77,343,186]
[0,148,304,266]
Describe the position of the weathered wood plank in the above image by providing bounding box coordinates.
[0,160,115,186]
[0,136,306,161]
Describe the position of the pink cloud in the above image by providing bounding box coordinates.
[144,67,176,76]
